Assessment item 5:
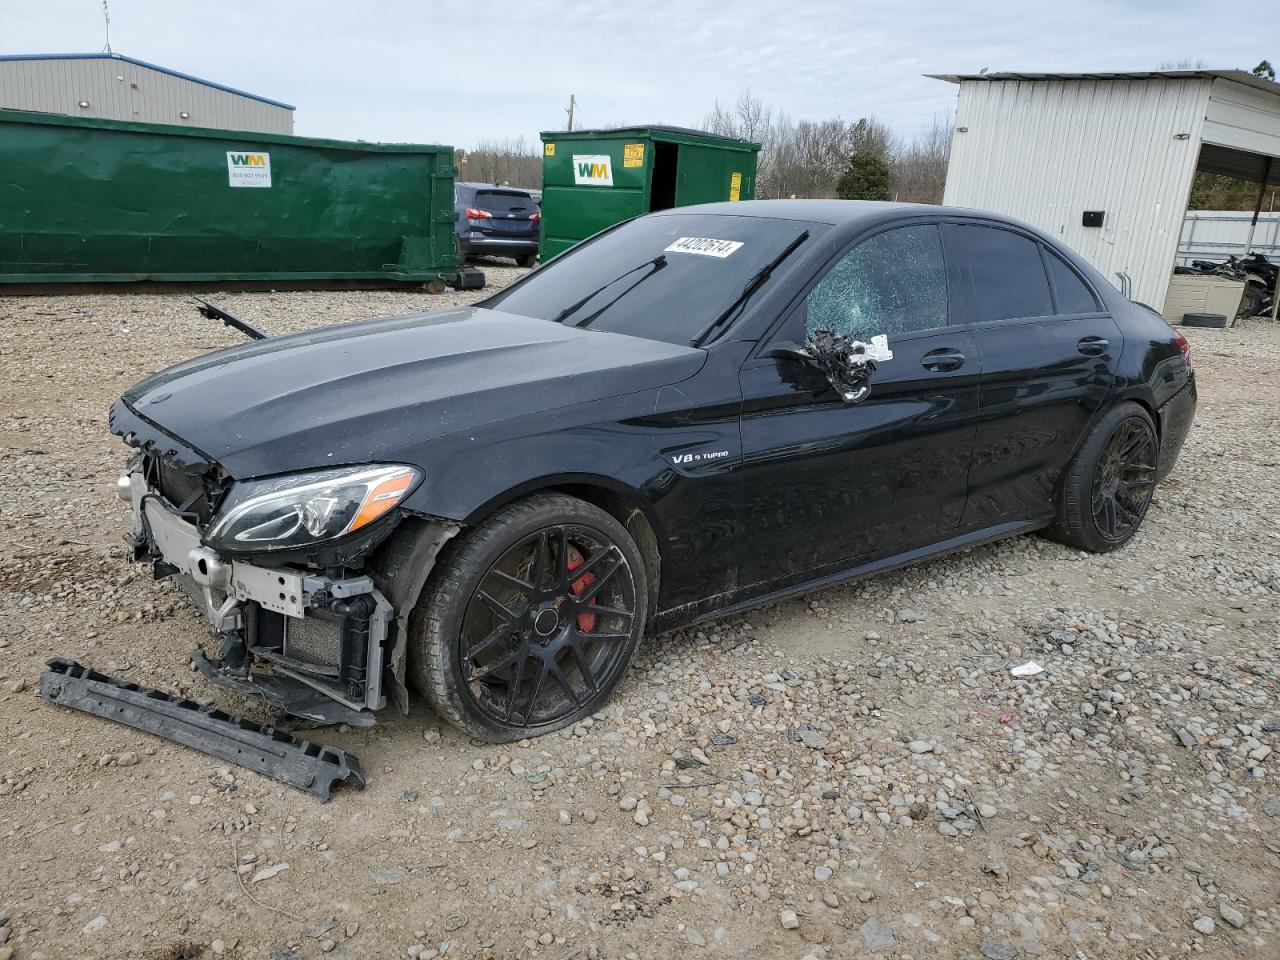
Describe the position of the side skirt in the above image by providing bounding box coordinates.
[656,516,1052,632]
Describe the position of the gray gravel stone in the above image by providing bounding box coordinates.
[980,936,1017,960]
[858,918,896,952]
[1219,903,1245,928]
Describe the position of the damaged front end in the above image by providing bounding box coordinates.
[110,401,457,727]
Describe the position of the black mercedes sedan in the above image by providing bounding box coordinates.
[110,200,1196,742]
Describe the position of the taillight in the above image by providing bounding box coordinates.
[1172,328,1192,369]
[530,211,541,221]
[465,207,491,220]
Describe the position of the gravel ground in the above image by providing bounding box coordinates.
[0,276,1277,960]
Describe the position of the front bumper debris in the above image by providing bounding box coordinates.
[120,467,393,719]
[38,658,365,801]
[191,650,375,727]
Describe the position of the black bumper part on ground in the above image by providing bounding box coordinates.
[191,649,377,728]
[38,658,366,802]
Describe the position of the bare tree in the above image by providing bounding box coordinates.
[848,117,897,161]
[891,114,953,204]
[734,89,771,144]
[459,136,542,189]
[703,91,942,201]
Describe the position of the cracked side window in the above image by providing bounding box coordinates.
[806,224,947,340]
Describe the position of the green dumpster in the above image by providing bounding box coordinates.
[0,109,458,286]
[538,126,760,260]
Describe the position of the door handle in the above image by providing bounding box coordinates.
[1077,336,1109,356]
[921,348,965,372]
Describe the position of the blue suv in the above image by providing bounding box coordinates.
[454,182,540,267]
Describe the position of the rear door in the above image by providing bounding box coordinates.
[472,189,540,241]
[943,222,1121,525]
[735,221,980,591]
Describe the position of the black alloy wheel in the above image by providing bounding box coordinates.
[1046,401,1161,553]
[460,525,637,727]
[412,493,647,741]
[1091,416,1158,543]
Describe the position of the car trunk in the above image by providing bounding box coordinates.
[471,190,539,239]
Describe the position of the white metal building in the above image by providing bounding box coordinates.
[0,53,294,135]
[931,70,1280,308]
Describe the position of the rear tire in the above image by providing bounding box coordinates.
[1045,402,1159,553]
[410,493,647,742]
[516,254,537,269]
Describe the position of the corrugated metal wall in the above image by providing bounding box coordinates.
[943,78,1211,307]
[0,58,292,135]
[1204,78,1280,156]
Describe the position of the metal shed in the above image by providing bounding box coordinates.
[931,70,1280,309]
[0,52,294,134]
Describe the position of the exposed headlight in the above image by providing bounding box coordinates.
[206,465,420,551]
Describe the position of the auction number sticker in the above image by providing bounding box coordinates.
[664,237,744,258]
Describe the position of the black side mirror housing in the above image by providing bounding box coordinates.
[764,341,815,364]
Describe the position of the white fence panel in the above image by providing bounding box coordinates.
[1178,210,1280,264]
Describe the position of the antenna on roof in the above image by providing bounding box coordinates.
[101,0,112,53]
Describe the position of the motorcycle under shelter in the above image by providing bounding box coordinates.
[538,126,760,260]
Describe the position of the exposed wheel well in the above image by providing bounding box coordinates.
[545,484,662,628]
[1134,397,1159,438]
[1049,395,1159,504]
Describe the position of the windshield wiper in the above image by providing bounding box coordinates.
[551,255,667,325]
[575,256,668,329]
[691,230,810,346]
[193,298,268,341]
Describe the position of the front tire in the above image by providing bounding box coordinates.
[516,253,537,269]
[411,494,647,742]
[1046,402,1159,553]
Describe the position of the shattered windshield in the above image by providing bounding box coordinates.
[484,213,820,345]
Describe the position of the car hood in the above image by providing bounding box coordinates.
[116,306,704,478]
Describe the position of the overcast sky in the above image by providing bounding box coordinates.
[5,1,1258,148]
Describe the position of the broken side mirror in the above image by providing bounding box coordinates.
[804,328,893,404]
[764,341,817,364]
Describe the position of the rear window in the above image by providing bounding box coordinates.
[1045,249,1100,314]
[484,213,820,345]
[475,191,536,215]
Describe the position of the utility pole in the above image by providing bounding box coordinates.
[565,94,576,132]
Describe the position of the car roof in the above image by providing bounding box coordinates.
[657,198,1030,230]
[455,181,533,193]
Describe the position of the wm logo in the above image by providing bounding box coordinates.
[571,154,612,186]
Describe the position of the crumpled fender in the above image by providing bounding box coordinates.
[371,516,462,714]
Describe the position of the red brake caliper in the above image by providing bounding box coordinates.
[565,545,598,632]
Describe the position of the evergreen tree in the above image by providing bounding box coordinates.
[835,151,891,201]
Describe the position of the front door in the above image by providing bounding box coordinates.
[941,222,1122,525]
[736,222,981,594]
